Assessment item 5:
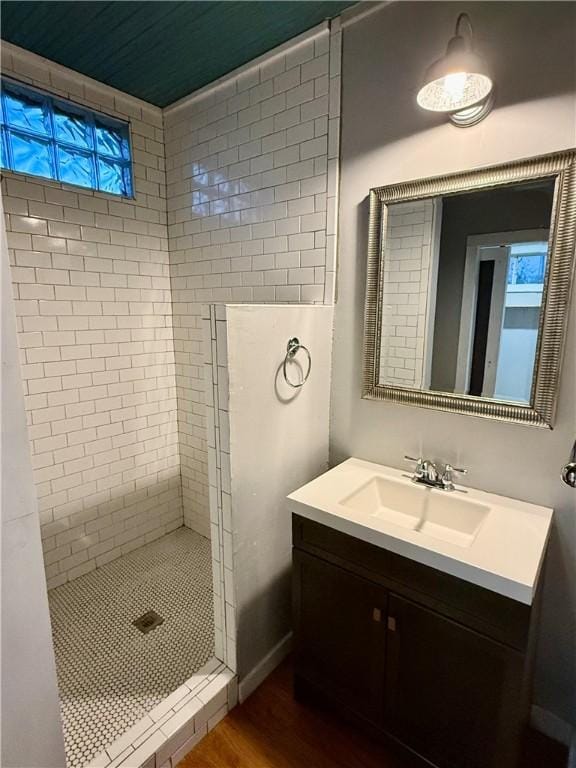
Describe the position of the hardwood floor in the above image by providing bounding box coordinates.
[179,660,568,768]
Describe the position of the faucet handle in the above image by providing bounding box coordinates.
[444,463,467,475]
[404,455,424,478]
[441,463,467,490]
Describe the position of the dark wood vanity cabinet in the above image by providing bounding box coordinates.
[383,594,526,768]
[292,515,539,768]
[293,549,388,725]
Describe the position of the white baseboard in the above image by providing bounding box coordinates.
[238,632,292,703]
[531,704,574,746]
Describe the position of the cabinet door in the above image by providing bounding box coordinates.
[293,549,388,725]
[384,594,525,768]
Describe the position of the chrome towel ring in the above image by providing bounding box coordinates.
[283,337,312,388]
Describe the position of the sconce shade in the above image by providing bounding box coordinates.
[417,32,493,113]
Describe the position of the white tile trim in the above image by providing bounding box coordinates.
[238,632,293,703]
[325,20,342,299]
[86,661,237,768]
[204,305,237,673]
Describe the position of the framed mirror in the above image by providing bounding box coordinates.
[362,151,576,428]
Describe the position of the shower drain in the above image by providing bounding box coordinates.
[132,610,164,634]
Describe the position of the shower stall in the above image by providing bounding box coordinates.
[1,16,340,766]
[0,46,223,768]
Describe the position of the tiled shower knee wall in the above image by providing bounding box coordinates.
[1,44,182,588]
[165,21,342,536]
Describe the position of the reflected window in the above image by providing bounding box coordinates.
[0,79,132,197]
[507,243,547,285]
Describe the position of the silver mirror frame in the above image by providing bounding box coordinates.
[362,151,576,429]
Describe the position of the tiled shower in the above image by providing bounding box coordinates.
[2,20,341,768]
[49,529,214,766]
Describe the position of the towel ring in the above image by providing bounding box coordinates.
[283,337,312,388]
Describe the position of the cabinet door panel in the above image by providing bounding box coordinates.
[385,594,524,768]
[293,549,387,724]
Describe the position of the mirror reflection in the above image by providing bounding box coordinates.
[378,179,555,404]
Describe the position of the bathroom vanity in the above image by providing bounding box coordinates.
[288,458,553,768]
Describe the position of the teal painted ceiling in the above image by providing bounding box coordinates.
[0,1,357,107]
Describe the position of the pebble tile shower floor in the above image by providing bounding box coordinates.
[48,528,215,768]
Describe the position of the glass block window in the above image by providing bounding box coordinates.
[0,79,132,197]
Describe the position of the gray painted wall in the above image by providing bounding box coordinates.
[331,1,576,726]
[1,196,66,767]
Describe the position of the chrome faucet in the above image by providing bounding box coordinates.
[404,455,467,492]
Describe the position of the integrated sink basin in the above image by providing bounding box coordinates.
[420,492,489,547]
[342,475,424,529]
[287,457,553,604]
[341,475,489,547]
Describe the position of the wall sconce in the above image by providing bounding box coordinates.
[417,13,494,127]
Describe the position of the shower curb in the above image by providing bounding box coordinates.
[86,658,236,768]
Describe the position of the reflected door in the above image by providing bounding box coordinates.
[456,230,548,403]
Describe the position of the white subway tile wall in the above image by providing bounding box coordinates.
[165,23,342,535]
[2,45,182,587]
[1,22,342,584]
[379,199,439,389]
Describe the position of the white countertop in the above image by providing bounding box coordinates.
[287,457,553,605]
